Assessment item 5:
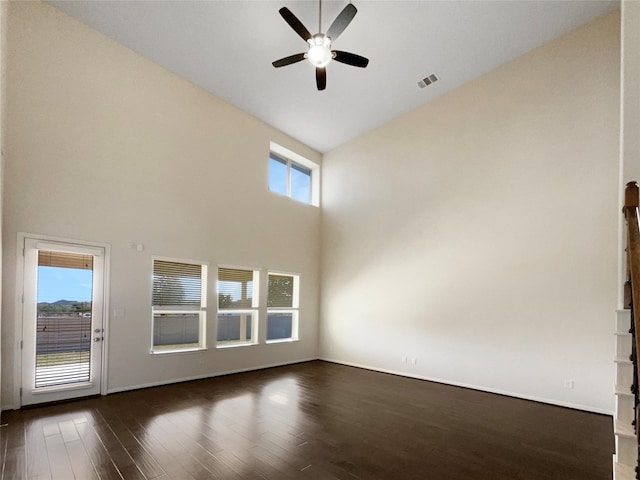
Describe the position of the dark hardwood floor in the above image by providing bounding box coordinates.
[0,361,613,479]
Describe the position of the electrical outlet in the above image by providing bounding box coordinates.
[563,379,574,389]
[402,356,408,363]
[411,357,417,365]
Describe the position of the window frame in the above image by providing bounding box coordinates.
[150,256,208,355]
[216,265,260,349]
[269,142,320,207]
[266,271,300,343]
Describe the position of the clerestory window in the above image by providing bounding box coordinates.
[269,142,319,206]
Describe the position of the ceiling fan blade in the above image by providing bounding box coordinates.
[333,50,369,68]
[279,7,312,42]
[316,67,326,91]
[272,53,306,68]
[326,4,357,41]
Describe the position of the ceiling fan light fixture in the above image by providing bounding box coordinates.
[273,3,368,90]
[307,34,332,67]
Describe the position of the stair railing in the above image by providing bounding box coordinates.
[623,181,640,478]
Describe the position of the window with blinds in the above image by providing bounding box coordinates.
[217,267,259,347]
[152,259,207,353]
[267,273,299,342]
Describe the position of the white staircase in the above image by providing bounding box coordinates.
[614,309,637,480]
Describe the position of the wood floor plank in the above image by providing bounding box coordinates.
[24,419,52,480]
[64,439,99,480]
[188,450,245,480]
[92,405,166,479]
[108,410,199,480]
[43,434,74,480]
[1,361,614,480]
[41,424,60,438]
[1,413,27,480]
[3,446,27,480]
[74,417,124,480]
[126,445,165,479]
[58,421,79,444]
[120,430,196,480]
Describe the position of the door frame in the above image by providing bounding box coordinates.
[14,232,111,407]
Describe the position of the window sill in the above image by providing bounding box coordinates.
[265,338,298,345]
[216,341,258,349]
[150,346,206,355]
[32,382,94,394]
[269,190,319,208]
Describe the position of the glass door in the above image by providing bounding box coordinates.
[21,238,105,406]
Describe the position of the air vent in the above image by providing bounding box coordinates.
[418,73,439,88]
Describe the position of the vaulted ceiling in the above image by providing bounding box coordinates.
[48,0,619,152]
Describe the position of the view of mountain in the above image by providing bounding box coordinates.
[37,299,91,314]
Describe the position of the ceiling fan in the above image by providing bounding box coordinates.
[272,1,369,91]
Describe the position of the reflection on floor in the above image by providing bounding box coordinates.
[0,361,613,479]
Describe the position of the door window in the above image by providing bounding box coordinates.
[21,238,106,406]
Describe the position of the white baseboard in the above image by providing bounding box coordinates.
[319,357,614,416]
[4,357,613,416]
[106,357,318,394]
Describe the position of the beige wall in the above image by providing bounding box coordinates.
[0,0,7,410]
[320,11,620,413]
[2,1,321,408]
[620,2,640,305]
[621,0,640,185]
[1,1,625,414]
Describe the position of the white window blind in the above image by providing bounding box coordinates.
[38,251,93,270]
[152,259,207,352]
[153,260,203,307]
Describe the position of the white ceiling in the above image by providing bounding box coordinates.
[47,0,619,153]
